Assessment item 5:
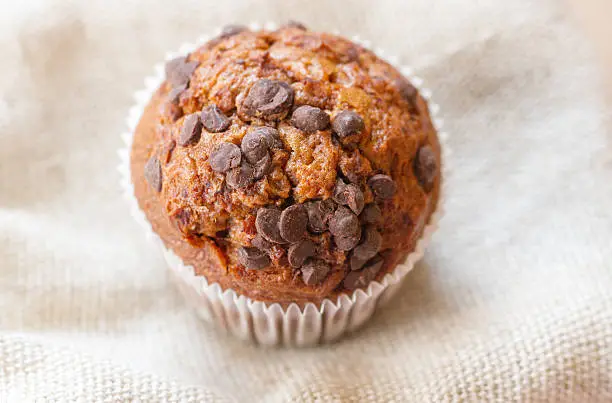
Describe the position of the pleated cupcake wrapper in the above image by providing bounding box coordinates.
[117,22,450,347]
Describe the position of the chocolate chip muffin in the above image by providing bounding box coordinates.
[130,23,441,306]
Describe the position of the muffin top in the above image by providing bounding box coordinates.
[140,23,440,298]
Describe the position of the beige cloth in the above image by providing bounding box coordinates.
[1,0,611,401]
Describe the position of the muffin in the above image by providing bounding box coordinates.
[128,22,442,343]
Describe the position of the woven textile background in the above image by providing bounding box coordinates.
[1,0,611,401]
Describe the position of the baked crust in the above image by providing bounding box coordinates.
[130,26,441,305]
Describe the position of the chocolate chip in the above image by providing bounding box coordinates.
[244,126,283,153]
[343,170,361,185]
[167,83,187,105]
[367,254,384,270]
[172,208,191,233]
[237,246,271,270]
[209,142,241,173]
[242,79,294,120]
[352,225,382,261]
[334,233,361,251]
[226,162,254,189]
[161,139,176,164]
[252,152,272,180]
[300,259,331,285]
[343,255,384,290]
[165,57,199,88]
[220,24,247,38]
[332,178,347,204]
[320,198,337,214]
[178,113,203,146]
[367,174,396,199]
[346,46,360,63]
[396,77,418,104]
[306,199,336,233]
[288,239,316,268]
[144,155,162,192]
[350,254,366,271]
[241,129,270,163]
[346,184,365,215]
[360,204,382,224]
[165,57,185,80]
[291,105,330,133]
[333,179,364,215]
[414,145,438,192]
[252,234,273,252]
[345,185,364,215]
[284,20,307,30]
[201,105,230,133]
[279,204,308,243]
[256,126,284,149]
[329,206,361,251]
[328,206,360,239]
[332,110,365,138]
[256,208,284,243]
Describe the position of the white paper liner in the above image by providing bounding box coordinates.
[117,23,450,347]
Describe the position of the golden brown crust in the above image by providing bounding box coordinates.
[130,26,441,305]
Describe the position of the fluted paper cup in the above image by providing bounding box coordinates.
[118,22,449,347]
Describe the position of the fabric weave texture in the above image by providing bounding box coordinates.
[1,0,611,401]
